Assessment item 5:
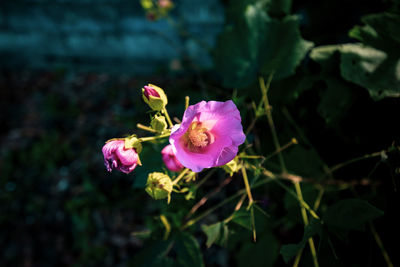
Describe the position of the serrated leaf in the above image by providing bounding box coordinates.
[346,13,400,100]
[201,222,229,248]
[214,1,313,88]
[175,232,205,267]
[323,199,384,231]
[280,219,322,263]
[349,13,400,50]
[339,43,400,100]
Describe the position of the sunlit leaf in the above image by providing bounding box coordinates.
[201,222,229,248]
[345,13,400,100]
[214,0,313,88]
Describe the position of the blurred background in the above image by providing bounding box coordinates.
[1,0,399,266]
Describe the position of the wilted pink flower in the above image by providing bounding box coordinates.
[161,144,184,172]
[169,100,246,172]
[102,140,139,174]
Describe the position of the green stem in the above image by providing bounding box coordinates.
[370,222,394,267]
[241,166,254,208]
[293,181,319,267]
[238,155,265,159]
[264,138,298,162]
[172,168,190,185]
[259,75,287,173]
[137,123,157,133]
[182,179,273,229]
[162,107,174,128]
[138,133,170,142]
[329,151,383,173]
[271,176,320,220]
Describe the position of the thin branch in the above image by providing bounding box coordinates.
[329,151,384,173]
[259,75,287,173]
[185,175,233,220]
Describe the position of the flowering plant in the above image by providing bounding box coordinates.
[102,84,246,202]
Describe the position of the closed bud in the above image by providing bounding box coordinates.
[145,172,173,203]
[142,84,168,111]
[151,114,168,133]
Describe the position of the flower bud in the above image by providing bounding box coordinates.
[142,84,168,111]
[102,140,140,174]
[151,114,168,133]
[145,172,173,203]
[161,144,184,172]
[222,157,240,176]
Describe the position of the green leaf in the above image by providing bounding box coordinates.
[259,16,314,79]
[231,209,252,230]
[175,232,205,267]
[265,0,292,17]
[280,219,322,263]
[311,43,400,100]
[201,222,229,248]
[214,1,313,88]
[129,239,173,267]
[309,44,342,73]
[236,230,279,267]
[349,13,400,50]
[317,78,355,125]
[339,43,400,100]
[323,199,384,231]
[346,13,400,100]
[284,145,326,178]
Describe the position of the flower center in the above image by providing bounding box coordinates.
[184,122,214,152]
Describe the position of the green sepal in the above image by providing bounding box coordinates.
[142,84,168,111]
[151,114,168,133]
[145,172,173,203]
[124,135,143,153]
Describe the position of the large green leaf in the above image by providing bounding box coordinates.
[214,0,313,88]
[311,43,400,100]
[349,13,400,51]
[323,199,384,231]
[345,13,400,100]
[340,43,400,100]
[175,232,205,267]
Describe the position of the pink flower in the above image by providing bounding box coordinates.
[142,84,168,111]
[169,100,246,172]
[102,140,139,174]
[143,85,160,99]
[161,144,184,172]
